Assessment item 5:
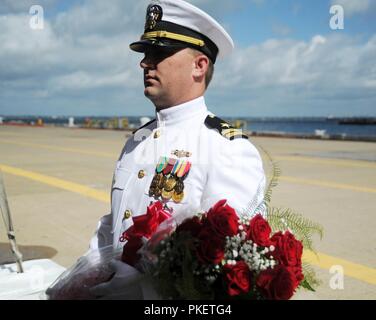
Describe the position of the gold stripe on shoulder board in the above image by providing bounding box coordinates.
[222,128,243,138]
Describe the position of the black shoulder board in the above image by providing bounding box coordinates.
[132,119,156,135]
[205,115,248,140]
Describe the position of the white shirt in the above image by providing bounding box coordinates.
[90,96,266,250]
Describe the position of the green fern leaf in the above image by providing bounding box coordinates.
[257,146,281,206]
[301,262,321,291]
[267,207,323,253]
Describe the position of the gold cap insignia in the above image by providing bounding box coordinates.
[145,4,163,31]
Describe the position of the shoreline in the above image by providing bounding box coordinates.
[1,123,375,143]
[248,130,376,143]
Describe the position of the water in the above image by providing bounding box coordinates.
[1,116,375,139]
[241,118,376,138]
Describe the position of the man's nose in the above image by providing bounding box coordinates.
[140,56,154,69]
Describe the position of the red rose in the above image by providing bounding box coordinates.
[196,229,225,265]
[247,214,272,247]
[121,236,144,266]
[123,201,171,240]
[293,265,304,283]
[176,216,203,237]
[223,261,252,296]
[206,199,239,237]
[256,265,298,300]
[147,225,175,252]
[270,231,303,268]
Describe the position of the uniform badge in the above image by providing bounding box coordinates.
[145,4,163,31]
[171,150,192,158]
[205,115,249,140]
[149,156,191,203]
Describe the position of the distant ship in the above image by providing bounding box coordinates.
[338,118,376,125]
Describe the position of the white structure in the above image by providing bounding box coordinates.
[0,117,3,124]
[68,117,75,128]
[314,129,327,137]
[140,117,152,127]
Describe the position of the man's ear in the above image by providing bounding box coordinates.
[192,54,209,80]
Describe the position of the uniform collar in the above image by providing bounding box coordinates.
[156,96,207,126]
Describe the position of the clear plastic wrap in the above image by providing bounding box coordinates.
[46,245,122,300]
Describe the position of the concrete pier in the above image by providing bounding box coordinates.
[0,125,375,299]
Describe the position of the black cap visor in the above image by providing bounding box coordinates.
[130,38,189,53]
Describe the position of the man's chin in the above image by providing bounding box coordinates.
[144,88,159,103]
[144,89,168,109]
[144,87,154,98]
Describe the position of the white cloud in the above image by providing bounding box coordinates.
[53,0,146,37]
[207,34,376,115]
[0,1,145,96]
[215,34,376,91]
[330,0,372,16]
[272,23,293,36]
[0,0,57,14]
[50,70,137,92]
[0,0,375,117]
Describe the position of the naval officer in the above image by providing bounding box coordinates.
[89,0,266,299]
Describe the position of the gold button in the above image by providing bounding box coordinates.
[123,210,132,220]
[138,170,146,179]
[154,131,161,139]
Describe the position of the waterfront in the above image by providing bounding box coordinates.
[1,116,376,140]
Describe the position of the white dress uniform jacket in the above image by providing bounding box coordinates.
[90,96,266,251]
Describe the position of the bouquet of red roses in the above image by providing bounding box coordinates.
[140,199,307,300]
[46,199,319,300]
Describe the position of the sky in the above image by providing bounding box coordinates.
[0,0,375,117]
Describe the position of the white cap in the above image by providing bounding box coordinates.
[130,0,234,63]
